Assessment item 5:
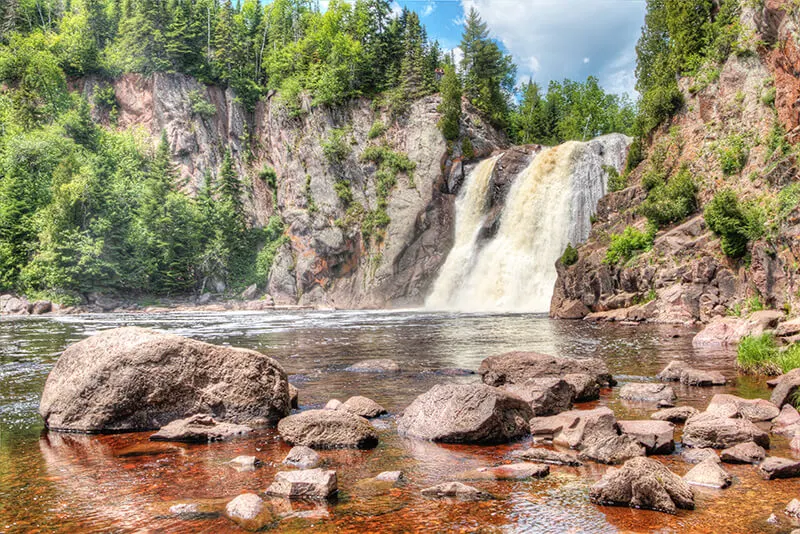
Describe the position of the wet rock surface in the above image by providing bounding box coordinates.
[150,414,252,443]
[397,384,533,444]
[345,360,401,373]
[420,482,493,501]
[278,410,379,450]
[339,396,387,419]
[266,469,338,499]
[705,394,780,422]
[758,457,800,480]
[39,327,290,432]
[282,446,322,469]
[501,377,574,416]
[589,457,695,514]
[771,369,800,408]
[720,442,767,464]
[510,448,583,466]
[224,494,276,532]
[681,448,720,464]
[651,406,699,423]
[683,458,732,489]
[682,413,770,449]
[455,462,550,481]
[618,420,675,455]
[619,383,676,403]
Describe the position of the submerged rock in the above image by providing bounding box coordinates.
[478,351,614,402]
[682,413,769,449]
[720,442,766,464]
[680,368,727,387]
[420,482,493,501]
[510,448,583,466]
[339,396,387,419]
[501,377,574,416]
[345,359,401,373]
[589,457,694,514]
[786,498,800,517]
[282,445,322,469]
[150,414,252,443]
[656,361,688,381]
[651,406,699,423]
[278,410,378,450]
[229,455,261,471]
[397,384,532,444]
[683,458,732,489]
[266,469,338,499]
[456,463,549,481]
[578,434,647,465]
[325,399,343,410]
[681,448,720,464]
[618,420,675,455]
[225,494,277,532]
[619,383,676,403]
[39,327,290,432]
[758,457,800,480]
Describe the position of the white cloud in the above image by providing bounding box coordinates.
[390,1,403,19]
[421,1,435,17]
[459,0,645,96]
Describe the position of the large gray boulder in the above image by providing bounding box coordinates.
[589,457,695,514]
[39,327,290,432]
[339,396,387,419]
[397,384,532,444]
[758,457,800,480]
[771,369,800,408]
[501,378,574,416]
[720,441,766,464]
[683,458,732,489]
[618,420,675,455]
[619,383,676,403]
[651,406,699,423]
[705,394,779,422]
[478,351,614,402]
[225,493,277,532]
[682,413,770,449]
[277,409,378,450]
[266,469,338,499]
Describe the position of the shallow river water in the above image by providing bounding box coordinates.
[0,310,798,533]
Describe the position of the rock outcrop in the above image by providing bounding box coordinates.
[277,409,378,450]
[397,384,532,444]
[39,327,290,432]
[682,412,770,449]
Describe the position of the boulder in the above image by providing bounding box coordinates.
[681,448,719,464]
[39,327,290,432]
[478,351,613,402]
[241,284,258,300]
[770,369,800,408]
[619,383,676,403]
[397,384,532,444]
[150,414,252,442]
[618,420,675,455]
[578,434,647,465]
[651,406,699,423]
[3,296,31,315]
[510,448,582,466]
[282,446,322,469]
[266,469,337,499]
[225,494,276,532]
[772,404,800,436]
[339,396,387,419]
[289,384,299,409]
[31,300,52,314]
[777,318,800,338]
[589,457,695,514]
[325,399,342,410]
[720,442,766,464]
[705,394,780,422]
[656,361,688,381]
[682,413,770,449]
[683,458,732,489]
[229,456,261,471]
[375,471,404,484]
[786,498,800,517]
[501,378,574,416]
[758,457,800,480]
[532,407,618,449]
[277,410,378,450]
[345,359,401,373]
[420,482,492,501]
[680,368,727,387]
[456,462,550,481]
[692,311,783,347]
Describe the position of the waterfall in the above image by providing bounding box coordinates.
[427,134,629,314]
[425,155,501,308]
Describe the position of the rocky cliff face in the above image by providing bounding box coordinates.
[79,74,507,308]
[551,1,800,324]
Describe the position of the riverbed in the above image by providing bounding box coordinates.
[0,310,797,533]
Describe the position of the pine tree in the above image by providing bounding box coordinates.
[218,149,243,214]
[437,64,461,141]
[399,11,426,99]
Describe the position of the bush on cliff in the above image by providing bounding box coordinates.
[639,165,697,227]
[603,225,655,266]
[704,189,765,259]
[560,243,579,267]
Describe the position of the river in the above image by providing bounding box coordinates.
[0,310,796,533]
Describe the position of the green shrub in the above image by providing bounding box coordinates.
[604,226,655,265]
[93,84,118,123]
[604,165,627,192]
[254,216,288,283]
[762,86,776,107]
[334,179,352,205]
[737,333,781,375]
[778,183,800,221]
[639,165,697,227]
[188,89,216,118]
[704,189,764,258]
[718,134,749,175]
[367,120,387,139]
[561,243,579,266]
[767,119,790,158]
[322,128,351,164]
[624,136,644,174]
[259,165,277,189]
[461,137,475,159]
[304,174,318,213]
[361,145,416,174]
[640,83,684,134]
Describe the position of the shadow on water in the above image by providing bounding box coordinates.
[0,310,798,533]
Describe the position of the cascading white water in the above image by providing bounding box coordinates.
[427,134,629,313]
[425,155,501,308]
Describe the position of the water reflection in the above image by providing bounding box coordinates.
[0,311,798,532]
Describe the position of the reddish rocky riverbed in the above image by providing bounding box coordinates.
[1,310,798,533]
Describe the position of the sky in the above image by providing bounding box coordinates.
[392,0,648,97]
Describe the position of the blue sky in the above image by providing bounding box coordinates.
[392,0,647,96]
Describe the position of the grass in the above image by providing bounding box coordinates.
[737,333,800,376]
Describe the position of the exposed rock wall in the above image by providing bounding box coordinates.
[552,2,800,324]
[79,74,508,308]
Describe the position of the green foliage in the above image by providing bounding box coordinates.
[304,174,317,213]
[93,84,118,123]
[604,165,627,193]
[254,215,287,285]
[437,64,462,141]
[718,134,749,175]
[334,179,353,205]
[188,90,217,118]
[639,165,698,227]
[604,225,655,265]
[767,118,790,158]
[704,189,765,258]
[737,334,800,376]
[321,128,351,164]
[368,120,387,140]
[259,165,277,190]
[560,243,579,267]
[762,86,777,107]
[461,137,475,160]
